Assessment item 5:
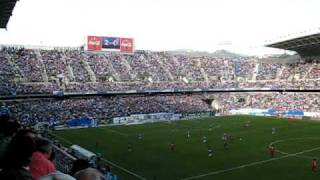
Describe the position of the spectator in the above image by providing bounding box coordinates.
[69,159,90,176]
[0,133,36,180]
[73,168,105,180]
[30,137,56,180]
[39,171,76,180]
[0,120,20,168]
[17,128,38,139]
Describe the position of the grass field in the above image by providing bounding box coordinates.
[54,116,320,180]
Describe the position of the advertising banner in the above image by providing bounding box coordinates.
[87,36,102,51]
[120,38,134,53]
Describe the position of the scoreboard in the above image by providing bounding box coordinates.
[87,36,134,53]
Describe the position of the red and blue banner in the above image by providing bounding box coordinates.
[87,36,134,53]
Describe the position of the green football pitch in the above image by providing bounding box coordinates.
[54,116,320,180]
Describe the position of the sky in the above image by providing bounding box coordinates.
[0,0,320,56]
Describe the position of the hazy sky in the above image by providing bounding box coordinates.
[0,0,320,55]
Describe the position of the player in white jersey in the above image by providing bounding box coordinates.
[222,133,228,141]
[203,136,207,143]
[208,146,213,158]
[245,120,251,128]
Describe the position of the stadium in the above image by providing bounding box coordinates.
[2,0,320,180]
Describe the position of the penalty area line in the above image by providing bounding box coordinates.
[270,137,320,160]
[180,146,320,180]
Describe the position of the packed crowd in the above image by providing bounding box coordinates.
[2,46,320,95]
[0,112,119,180]
[212,92,320,113]
[3,94,211,124]
[2,92,320,127]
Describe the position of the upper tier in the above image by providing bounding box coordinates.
[1,47,320,95]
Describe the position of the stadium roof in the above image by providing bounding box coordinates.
[266,32,320,57]
[0,0,18,29]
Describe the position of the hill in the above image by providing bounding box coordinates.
[169,49,246,58]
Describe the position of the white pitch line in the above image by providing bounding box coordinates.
[180,146,320,180]
[277,150,316,160]
[270,137,320,160]
[52,134,145,179]
[101,158,147,180]
[269,137,320,146]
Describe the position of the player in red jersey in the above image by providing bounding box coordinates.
[268,144,275,158]
[312,159,318,173]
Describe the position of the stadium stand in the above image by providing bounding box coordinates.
[3,94,211,125]
[2,46,320,96]
[2,32,320,179]
[1,91,320,128]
